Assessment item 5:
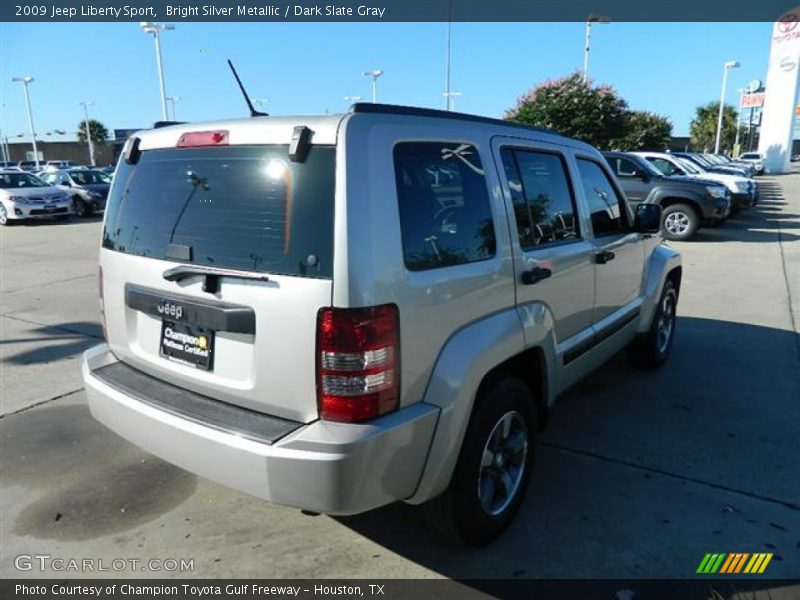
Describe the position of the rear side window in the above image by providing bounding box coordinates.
[393,142,496,271]
[103,145,335,278]
[576,158,627,236]
[500,148,579,248]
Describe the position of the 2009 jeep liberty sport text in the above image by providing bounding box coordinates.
[82,104,682,545]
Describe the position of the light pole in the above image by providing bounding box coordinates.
[253,98,270,112]
[442,91,463,111]
[140,22,174,120]
[166,95,181,120]
[583,15,610,84]
[444,11,452,110]
[714,60,740,154]
[12,76,40,168]
[362,70,384,103]
[2,133,24,163]
[78,101,96,166]
[343,95,361,108]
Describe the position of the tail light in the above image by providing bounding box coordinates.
[317,304,400,422]
[98,266,107,341]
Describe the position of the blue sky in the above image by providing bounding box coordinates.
[0,21,774,141]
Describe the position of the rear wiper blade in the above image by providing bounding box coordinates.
[163,265,269,294]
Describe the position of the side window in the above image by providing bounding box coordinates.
[613,157,641,178]
[648,157,679,176]
[393,142,496,271]
[501,148,579,248]
[576,158,627,236]
[41,173,56,185]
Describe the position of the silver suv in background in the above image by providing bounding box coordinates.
[737,152,765,175]
[82,105,681,545]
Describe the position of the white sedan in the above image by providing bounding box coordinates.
[0,170,72,225]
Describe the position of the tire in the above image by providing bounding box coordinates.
[422,377,536,546]
[627,278,678,370]
[0,204,9,226]
[661,203,699,241]
[72,197,92,218]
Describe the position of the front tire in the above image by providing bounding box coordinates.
[423,377,536,546]
[628,279,678,370]
[72,197,92,218]
[661,203,699,241]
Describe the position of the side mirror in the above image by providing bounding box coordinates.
[635,203,662,234]
[633,169,650,181]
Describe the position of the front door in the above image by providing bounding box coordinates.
[573,156,645,326]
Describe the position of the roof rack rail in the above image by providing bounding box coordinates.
[347,102,561,138]
[153,121,187,129]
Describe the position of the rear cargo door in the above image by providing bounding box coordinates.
[100,143,336,423]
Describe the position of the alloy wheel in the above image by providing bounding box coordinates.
[664,211,690,236]
[477,411,528,516]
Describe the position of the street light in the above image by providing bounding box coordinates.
[583,15,610,84]
[140,22,174,120]
[166,95,181,120]
[1,133,24,163]
[714,60,740,155]
[253,98,270,112]
[12,76,40,168]
[343,95,361,108]
[362,70,384,103]
[78,101,96,166]
[442,91,463,111]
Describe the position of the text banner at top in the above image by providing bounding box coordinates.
[1,0,798,22]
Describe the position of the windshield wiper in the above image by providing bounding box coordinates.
[163,265,270,294]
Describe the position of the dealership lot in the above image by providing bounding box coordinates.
[1,174,799,580]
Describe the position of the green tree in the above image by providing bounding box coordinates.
[76,119,109,144]
[616,110,673,151]
[504,72,629,149]
[689,102,738,153]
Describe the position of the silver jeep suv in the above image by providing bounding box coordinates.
[82,104,681,545]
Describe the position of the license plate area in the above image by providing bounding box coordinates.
[159,320,214,371]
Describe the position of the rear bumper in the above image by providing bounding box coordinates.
[82,344,439,515]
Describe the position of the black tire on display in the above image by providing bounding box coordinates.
[422,377,536,546]
[627,278,678,370]
[661,203,699,241]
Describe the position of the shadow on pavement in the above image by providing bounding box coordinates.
[335,316,800,579]
[1,321,101,365]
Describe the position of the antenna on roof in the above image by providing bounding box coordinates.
[227,59,268,117]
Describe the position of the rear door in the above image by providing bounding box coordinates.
[100,142,336,423]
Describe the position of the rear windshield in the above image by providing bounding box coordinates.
[103,145,335,278]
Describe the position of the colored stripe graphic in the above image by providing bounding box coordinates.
[697,553,727,573]
[722,553,749,573]
[698,552,773,574]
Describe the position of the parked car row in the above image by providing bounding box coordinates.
[0,165,112,225]
[603,151,759,241]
